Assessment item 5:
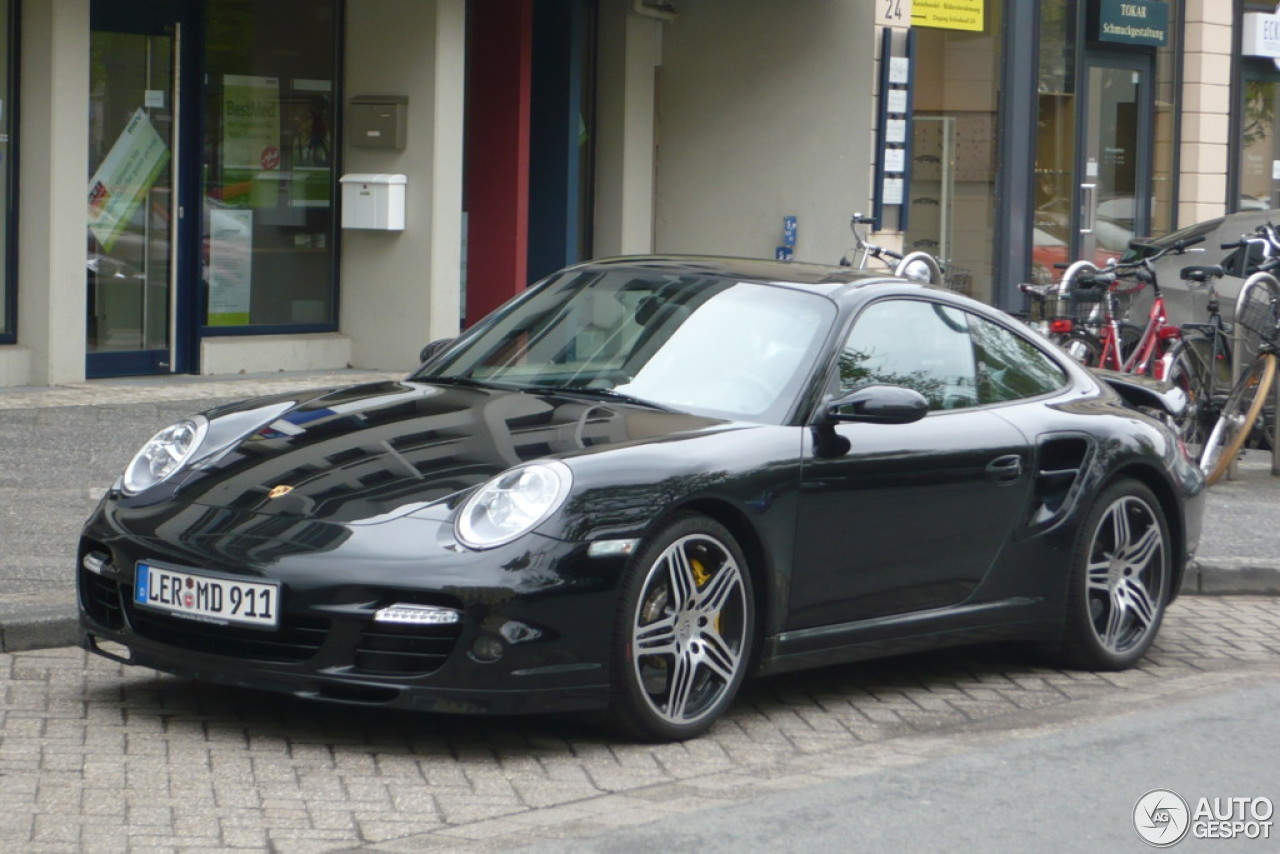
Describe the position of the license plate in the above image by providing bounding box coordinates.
[134,562,279,628]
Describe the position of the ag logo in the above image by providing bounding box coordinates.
[267,484,294,499]
[1135,789,1190,847]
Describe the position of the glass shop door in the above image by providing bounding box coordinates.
[1077,52,1154,264]
[86,4,182,377]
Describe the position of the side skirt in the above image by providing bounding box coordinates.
[755,597,1051,677]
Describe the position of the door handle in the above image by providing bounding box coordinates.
[985,454,1023,484]
[1079,183,1097,237]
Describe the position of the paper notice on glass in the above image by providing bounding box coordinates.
[882,177,904,206]
[886,119,907,144]
[888,58,910,85]
[86,108,170,252]
[208,208,254,326]
[886,89,908,115]
[884,149,906,174]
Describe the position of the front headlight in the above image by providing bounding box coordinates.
[455,461,572,549]
[121,416,209,495]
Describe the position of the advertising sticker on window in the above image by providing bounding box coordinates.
[208,207,254,326]
[86,108,170,252]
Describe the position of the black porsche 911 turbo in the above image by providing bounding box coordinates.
[78,256,1205,741]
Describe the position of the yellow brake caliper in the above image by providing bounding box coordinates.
[690,558,721,634]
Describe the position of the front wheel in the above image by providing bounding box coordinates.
[1199,352,1276,486]
[607,514,755,741]
[1056,479,1171,670]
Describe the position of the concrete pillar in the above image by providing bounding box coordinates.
[341,0,465,371]
[1179,0,1233,225]
[15,0,90,385]
[593,1,661,257]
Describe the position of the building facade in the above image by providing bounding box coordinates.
[0,0,1259,388]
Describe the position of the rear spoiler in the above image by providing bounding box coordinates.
[1094,369,1187,420]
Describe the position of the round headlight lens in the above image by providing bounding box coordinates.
[121,416,209,495]
[456,461,572,549]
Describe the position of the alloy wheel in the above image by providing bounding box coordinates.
[1083,494,1167,655]
[630,532,749,727]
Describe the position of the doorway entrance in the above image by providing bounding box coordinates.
[87,1,194,378]
[1077,52,1153,263]
[1033,49,1155,278]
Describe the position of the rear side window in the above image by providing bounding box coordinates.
[839,299,1066,410]
[969,314,1068,403]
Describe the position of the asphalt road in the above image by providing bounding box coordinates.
[510,671,1280,853]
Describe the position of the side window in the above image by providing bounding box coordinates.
[839,300,978,410]
[970,314,1068,403]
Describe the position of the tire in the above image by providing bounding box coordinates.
[1199,353,1277,486]
[606,514,754,742]
[1057,330,1102,367]
[1162,338,1213,445]
[1056,478,1171,670]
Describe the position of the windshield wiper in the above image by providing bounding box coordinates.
[535,385,677,412]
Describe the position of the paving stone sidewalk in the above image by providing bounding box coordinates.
[0,595,1277,852]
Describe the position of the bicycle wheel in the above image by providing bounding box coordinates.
[1163,338,1212,445]
[1058,330,1102,366]
[1199,352,1277,486]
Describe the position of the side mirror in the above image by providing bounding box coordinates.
[418,338,455,365]
[823,384,929,425]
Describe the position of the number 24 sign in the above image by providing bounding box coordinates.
[877,0,911,26]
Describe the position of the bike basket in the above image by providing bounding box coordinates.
[1027,287,1106,327]
[942,264,973,296]
[1235,285,1279,355]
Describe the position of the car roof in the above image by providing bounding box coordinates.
[572,255,911,297]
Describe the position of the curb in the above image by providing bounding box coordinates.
[1183,558,1280,596]
[0,597,79,653]
[2,564,1278,654]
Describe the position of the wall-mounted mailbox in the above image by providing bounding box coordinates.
[348,95,408,149]
[340,173,406,231]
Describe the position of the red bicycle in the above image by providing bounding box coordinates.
[1051,235,1206,382]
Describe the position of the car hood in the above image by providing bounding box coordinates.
[152,380,730,523]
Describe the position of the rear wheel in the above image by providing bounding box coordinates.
[1056,479,1171,670]
[1199,353,1276,486]
[1163,338,1213,445]
[1057,330,1102,366]
[607,514,754,741]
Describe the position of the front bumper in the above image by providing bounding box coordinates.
[77,502,626,715]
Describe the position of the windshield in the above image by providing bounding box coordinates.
[416,267,837,423]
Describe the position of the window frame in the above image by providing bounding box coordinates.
[0,0,18,345]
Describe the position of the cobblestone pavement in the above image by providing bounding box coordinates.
[2,596,1278,852]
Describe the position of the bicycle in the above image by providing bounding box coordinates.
[840,213,945,286]
[1160,262,1232,446]
[1049,235,1206,381]
[1198,268,1280,485]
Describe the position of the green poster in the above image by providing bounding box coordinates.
[223,74,280,169]
[86,108,170,252]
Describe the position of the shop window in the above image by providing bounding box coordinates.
[1238,69,1280,211]
[0,0,14,342]
[202,0,339,331]
[906,4,1004,303]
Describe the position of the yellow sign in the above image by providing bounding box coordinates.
[912,0,984,32]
